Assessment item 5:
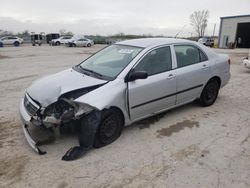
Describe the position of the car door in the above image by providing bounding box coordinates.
[81,39,88,46]
[78,39,87,47]
[5,37,13,44]
[128,46,177,121]
[8,37,15,44]
[174,45,211,105]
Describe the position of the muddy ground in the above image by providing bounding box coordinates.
[0,44,249,188]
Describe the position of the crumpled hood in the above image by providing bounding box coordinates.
[27,68,107,107]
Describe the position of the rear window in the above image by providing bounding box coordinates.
[174,45,208,68]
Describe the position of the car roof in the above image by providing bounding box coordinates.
[117,37,194,48]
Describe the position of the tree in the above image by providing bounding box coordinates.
[190,10,209,37]
[59,29,74,36]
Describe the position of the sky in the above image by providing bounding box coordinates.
[0,0,249,37]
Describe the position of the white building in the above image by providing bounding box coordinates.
[218,15,250,48]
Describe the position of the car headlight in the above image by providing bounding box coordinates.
[63,99,95,116]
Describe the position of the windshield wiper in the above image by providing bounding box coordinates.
[78,66,104,78]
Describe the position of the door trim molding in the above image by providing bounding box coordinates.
[131,84,203,109]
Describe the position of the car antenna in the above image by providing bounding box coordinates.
[175,25,186,38]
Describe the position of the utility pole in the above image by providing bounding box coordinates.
[212,24,216,39]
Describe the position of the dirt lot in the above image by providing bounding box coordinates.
[0,44,250,188]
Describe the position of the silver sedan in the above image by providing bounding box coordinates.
[19,38,230,160]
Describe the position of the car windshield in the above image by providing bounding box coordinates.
[78,45,143,80]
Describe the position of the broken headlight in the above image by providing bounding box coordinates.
[42,99,95,125]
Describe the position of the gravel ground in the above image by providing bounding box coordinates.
[0,44,250,188]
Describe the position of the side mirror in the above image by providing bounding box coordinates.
[125,71,148,82]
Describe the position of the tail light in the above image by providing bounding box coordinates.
[228,58,231,65]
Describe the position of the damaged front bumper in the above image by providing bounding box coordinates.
[19,98,46,155]
[22,124,46,155]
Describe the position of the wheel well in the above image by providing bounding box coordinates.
[208,76,221,88]
[106,107,125,126]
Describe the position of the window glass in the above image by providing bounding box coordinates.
[134,46,172,76]
[80,45,142,80]
[174,45,206,68]
[199,50,208,62]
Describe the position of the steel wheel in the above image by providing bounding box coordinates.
[94,109,123,148]
[199,79,219,106]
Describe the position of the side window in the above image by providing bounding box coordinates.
[174,45,207,68]
[134,46,172,76]
[199,50,208,62]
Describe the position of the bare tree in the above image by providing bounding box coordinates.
[190,10,209,37]
[59,29,74,36]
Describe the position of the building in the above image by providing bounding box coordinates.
[218,15,250,48]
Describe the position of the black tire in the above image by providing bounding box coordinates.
[14,41,20,47]
[56,41,60,46]
[87,43,91,47]
[94,109,123,148]
[199,79,219,106]
[72,43,76,47]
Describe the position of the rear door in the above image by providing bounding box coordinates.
[174,45,211,104]
[128,46,177,121]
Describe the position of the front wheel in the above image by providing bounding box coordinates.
[87,43,91,47]
[94,109,124,148]
[199,79,219,106]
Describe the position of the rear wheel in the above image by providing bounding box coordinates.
[87,43,91,47]
[14,41,20,47]
[56,41,60,46]
[199,79,219,106]
[94,109,124,148]
[72,43,76,47]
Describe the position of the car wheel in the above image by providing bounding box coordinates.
[73,43,76,47]
[94,108,124,148]
[56,41,60,46]
[14,41,20,47]
[199,79,219,106]
[87,43,91,47]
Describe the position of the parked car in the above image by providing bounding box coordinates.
[51,36,73,46]
[198,37,214,47]
[0,36,23,46]
[19,38,230,160]
[67,38,94,47]
[242,51,250,69]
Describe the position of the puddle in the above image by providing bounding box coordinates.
[156,120,199,137]
[136,112,167,129]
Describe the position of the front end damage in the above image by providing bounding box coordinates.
[20,91,99,157]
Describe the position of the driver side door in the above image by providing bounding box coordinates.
[128,46,177,121]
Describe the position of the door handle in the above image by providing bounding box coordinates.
[167,74,175,79]
[201,64,208,69]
